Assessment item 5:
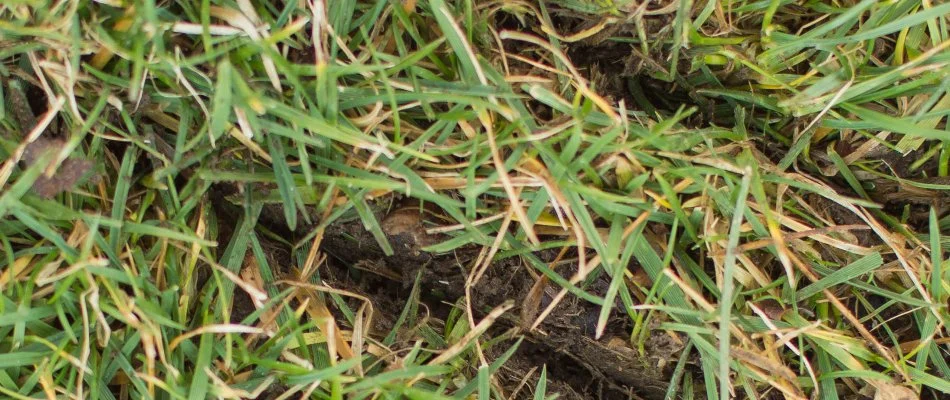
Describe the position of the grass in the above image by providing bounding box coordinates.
[1,0,949,399]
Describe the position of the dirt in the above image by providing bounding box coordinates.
[280,198,684,400]
[201,186,685,398]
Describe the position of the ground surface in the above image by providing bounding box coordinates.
[1,0,949,399]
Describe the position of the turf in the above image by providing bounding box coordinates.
[1,0,949,399]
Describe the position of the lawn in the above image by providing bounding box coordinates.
[1,0,949,399]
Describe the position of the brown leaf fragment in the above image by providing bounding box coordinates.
[22,137,93,198]
[751,298,787,321]
[870,381,918,400]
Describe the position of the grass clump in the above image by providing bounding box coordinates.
[1,0,948,399]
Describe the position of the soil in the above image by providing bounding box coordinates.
[223,193,689,400]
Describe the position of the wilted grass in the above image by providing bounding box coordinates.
[1,0,948,399]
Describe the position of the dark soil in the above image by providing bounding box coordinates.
[198,185,689,399]
[273,198,686,400]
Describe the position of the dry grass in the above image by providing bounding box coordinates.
[1,0,948,399]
